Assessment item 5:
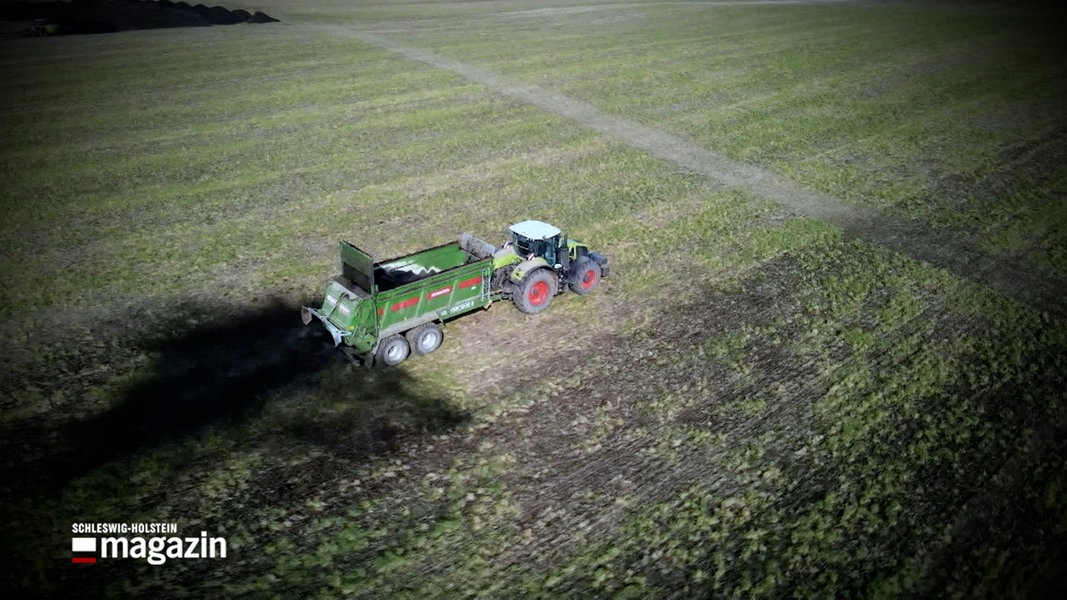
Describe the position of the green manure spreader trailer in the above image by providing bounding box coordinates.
[302,220,609,366]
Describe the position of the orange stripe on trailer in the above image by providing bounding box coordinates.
[427,286,452,300]
[458,275,482,289]
[391,297,419,312]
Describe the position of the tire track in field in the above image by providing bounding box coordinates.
[319,24,1066,319]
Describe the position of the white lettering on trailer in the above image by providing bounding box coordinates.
[428,286,452,300]
[447,300,475,315]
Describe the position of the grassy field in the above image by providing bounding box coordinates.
[2,0,1065,597]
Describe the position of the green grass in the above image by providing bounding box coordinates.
[2,1,1066,598]
[387,0,1067,274]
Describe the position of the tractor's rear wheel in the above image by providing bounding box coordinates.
[406,323,443,355]
[376,335,410,367]
[569,259,602,295]
[513,269,558,314]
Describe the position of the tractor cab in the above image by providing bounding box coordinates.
[508,220,566,268]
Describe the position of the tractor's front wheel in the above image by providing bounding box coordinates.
[513,269,558,314]
[376,335,410,367]
[569,259,602,295]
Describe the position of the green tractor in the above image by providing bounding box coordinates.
[463,220,609,314]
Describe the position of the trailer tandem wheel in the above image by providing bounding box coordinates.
[407,323,444,355]
[376,335,410,367]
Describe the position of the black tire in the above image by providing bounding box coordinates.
[513,269,558,314]
[569,259,601,295]
[406,323,443,355]
[375,335,410,367]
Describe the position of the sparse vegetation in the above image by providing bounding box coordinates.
[1,1,1065,598]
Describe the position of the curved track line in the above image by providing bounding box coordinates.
[324,26,1066,318]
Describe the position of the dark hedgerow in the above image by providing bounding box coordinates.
[0,0,278,36]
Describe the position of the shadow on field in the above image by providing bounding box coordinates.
[3,297,469,499]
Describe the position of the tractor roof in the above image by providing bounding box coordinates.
[509,220,561,240]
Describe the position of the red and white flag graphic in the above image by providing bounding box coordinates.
[71,537,97,564]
